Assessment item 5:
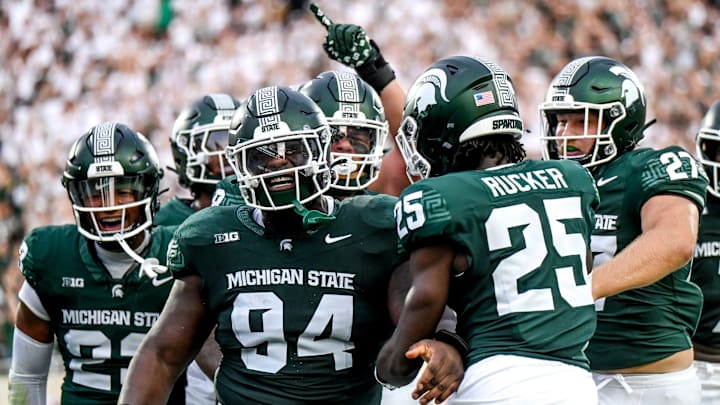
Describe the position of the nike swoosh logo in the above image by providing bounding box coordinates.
[152,276,174,287]
[597,176,618,187]
[325,233,352,244]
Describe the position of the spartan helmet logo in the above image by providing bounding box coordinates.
[609,65,644,108]
[280,238,293,252]
[413,68,450,116]
[111,284,124,299]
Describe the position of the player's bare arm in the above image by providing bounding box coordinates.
[119,274,214,404]
[376,244,453,386]
[592,194,699,300]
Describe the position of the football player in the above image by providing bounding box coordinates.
[540,56,707,404]
[692,100,720,403]
[8,122,183,404]
[302,69,461,405]
[159,92,242,221]
[118,86,464,405]
[300,70,389,197]
[157,93,242,404]
[311,3,409,197]
[375,55,600,404]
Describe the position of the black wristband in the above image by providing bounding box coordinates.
[434,330,469,357]
[355,40,396,93]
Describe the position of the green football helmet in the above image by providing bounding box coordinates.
[226,86,332,210]
[300,70,388,191]
[62,122,163,242]
[539,56,647,168]
[696,100,720,198]
[170,93,241,188]
[397,55,523,180]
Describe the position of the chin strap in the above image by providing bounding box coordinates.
[292,199,335,229]
[643,118,657,131]
[113,233,168,279]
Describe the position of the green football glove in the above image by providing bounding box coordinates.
[325,24,378,68]
[310,3,377,68]
[310,3,395,92]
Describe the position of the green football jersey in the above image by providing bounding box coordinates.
[396,159,599,370]
[154,196,195,226]
[691,200,720,348]
[18,225,177,404]
[211,175,246,207]
[168,195,405,404]
[587,146,707,370]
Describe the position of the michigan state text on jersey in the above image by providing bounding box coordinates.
[169,195,404,404]
[18,225,176,403]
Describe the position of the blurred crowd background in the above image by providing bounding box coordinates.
[1,0,719,365]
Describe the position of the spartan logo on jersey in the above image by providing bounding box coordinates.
[412,68,450,117]
[280,238,293,252]
[111,284,124,298]
[167,239,185,267]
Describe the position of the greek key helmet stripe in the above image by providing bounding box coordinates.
[333,71,360,115]
[256,86,280,129]
[208,93,237,116]
[92,122,116,163]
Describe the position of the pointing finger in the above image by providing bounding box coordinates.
[309,2,334,29]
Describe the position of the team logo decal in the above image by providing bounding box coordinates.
[166,239,185,268]
[609,65,645,108]
[111,284,124,299]
[412,68,450,116]
[209,93,238,122]
[280,238,293,252]
[256,86,281,134]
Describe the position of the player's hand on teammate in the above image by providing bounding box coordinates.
[406,339,464,405]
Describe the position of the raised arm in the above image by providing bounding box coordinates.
[311,2,410,196]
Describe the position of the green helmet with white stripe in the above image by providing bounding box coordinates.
[171,93,241,188]
[62,122,163,242]
[300,71,388,191]
[539,56,647,168]
[226,86,332,210]
[396,55,523,179]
